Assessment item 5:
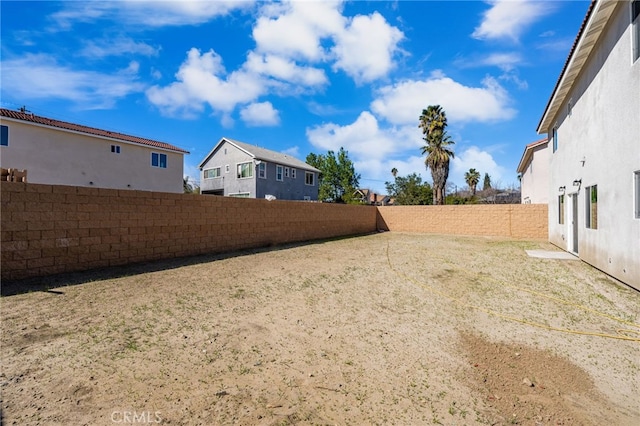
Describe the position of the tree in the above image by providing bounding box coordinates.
[385,172,432,205]
[306,148,360,203]
[419,105,455,205]
[183,176,199,194]
[483,173,492,190]
[464,168,481,196]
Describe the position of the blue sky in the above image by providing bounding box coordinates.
[1,0,589,193]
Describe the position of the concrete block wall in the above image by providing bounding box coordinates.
[376,204,548,239]
[1,182,378,280]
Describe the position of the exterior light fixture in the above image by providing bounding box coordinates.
[573,179,582,187]
[558,186,566,192]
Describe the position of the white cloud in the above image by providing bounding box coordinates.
[253,0,344,61]
[331,12,404,83]
[472,0,553,42]
[244,52,327,87]
[52,1,254,29]
[451,146,507,188]
[282,146,300,158]
[240,101,280,127]
[146,48,266,117]
[476,52,522,72]
[371,71,516,125]
[79,37,160,58]
[1,53,144,109]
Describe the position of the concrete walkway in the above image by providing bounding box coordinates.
[525,250,579,260]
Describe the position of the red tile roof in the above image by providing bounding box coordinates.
[0,108,189,154]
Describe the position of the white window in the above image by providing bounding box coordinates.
[633,0,640,62]
[284,167,290,178]
[228,192,250,198]
[204,167,221,179]
[634,171,640,219]
[552,126,558,152]
[585,185,597,229]
[237,162,253,179]
[111,145,120,154]
[151,152,167,168]
[291,168,296,179]
[558,194,565,224]
[258,162,266,179]
[305,171,315,186]
[276,165,283,181]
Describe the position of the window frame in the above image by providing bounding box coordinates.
[204,167,221,179]
[634,171,640,219]
[552,126,558,152]
[633,0,640,62]
[0,125,8,146]
[291,168,297,179]
[305,171,315,186]
[284,167,290,178]
[276,165,284,181]
[236,161,253,179]
[585,185,598,229]
[151,152,167,168]
[111,145,121,154]
[258,162,267,179]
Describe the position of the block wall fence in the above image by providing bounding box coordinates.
[1,182,547,281]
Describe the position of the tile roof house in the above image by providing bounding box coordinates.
[198,137,320,201]
[354,189,393,206]
[516,138,549,204]
[0,108,188,193]
[536,0,640,290]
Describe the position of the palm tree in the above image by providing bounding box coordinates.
[419,105,455,205]
[464,168,481,196]
[391,167,398,178]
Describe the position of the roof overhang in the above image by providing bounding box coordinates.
[516,138,549,173]
[537,0,618,134]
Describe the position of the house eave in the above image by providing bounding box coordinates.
[537,0,618,134]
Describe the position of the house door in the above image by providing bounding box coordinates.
[570,193,579,254]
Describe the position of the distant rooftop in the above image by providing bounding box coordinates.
[0,108,189,154]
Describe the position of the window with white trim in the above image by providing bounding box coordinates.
[558,194,565,224]
[204,167,221,179]
[237,162,253,179]
[585,185,597,229]
[552,126,558,152]
[151,152,167,168]
[111,145,121,154]
[291,168,296,179]
[276,165,283,181]
[634,171,640,219]
[258,162,266,179]
[284,167,290,178]
[305,171,315,186]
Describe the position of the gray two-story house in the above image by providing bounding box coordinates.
[199,137,320,201]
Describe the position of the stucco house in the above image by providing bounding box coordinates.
[198,137,320,201]
[536,0,640,289]
[0,108,188,193]
[516,138,549,204]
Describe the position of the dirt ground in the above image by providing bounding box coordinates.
[1,232,639,426]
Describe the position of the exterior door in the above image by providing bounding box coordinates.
[571,193,579,254]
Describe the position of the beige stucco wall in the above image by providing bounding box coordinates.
[545,2,640,290]
[0,120,184,193]
[520,143,550,204]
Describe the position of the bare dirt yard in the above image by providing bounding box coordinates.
[1,232,639,426]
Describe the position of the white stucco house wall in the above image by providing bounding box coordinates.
[537,0,640,290]
[516,138,549,204]
[0,108,189,193]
